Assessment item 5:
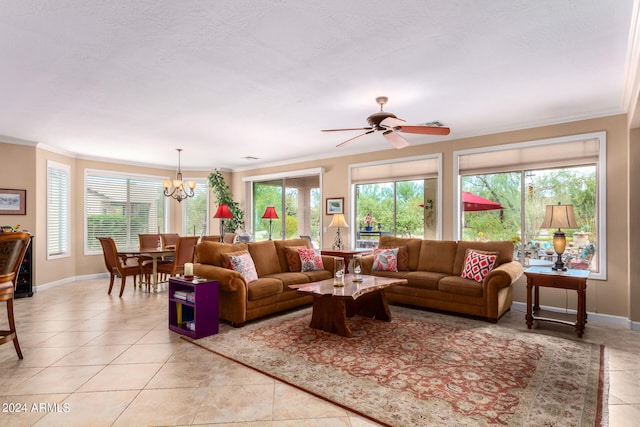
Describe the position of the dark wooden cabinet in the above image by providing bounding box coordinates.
[15,236,33,298]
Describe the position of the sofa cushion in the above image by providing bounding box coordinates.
[227,251,259,283]
[248,240,281,276]
[262,272,311,287]
[302,269,333,282]
[453,241,515,275]
[378,236,422,270]
[438,275,483,297]
[404,270,447,290]
[283,246,306,272]
[417,240,458,274]
[247,277,283,300]
[460,249,497,283]
[196,241,249,267]
[372,248,399,272]
[299,248,324,271]
[379,245,409,270]
[274,238,312,273]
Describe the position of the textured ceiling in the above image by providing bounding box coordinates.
[0,1,638,171]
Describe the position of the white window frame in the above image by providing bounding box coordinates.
[453,131,607,280]
[243,167,324,244]
[47,160,71,260]
[348,154,443,241]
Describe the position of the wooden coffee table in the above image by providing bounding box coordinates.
[291,275,407,337]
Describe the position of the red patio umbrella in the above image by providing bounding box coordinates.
[462,191,504,211]
[419,192,504,212]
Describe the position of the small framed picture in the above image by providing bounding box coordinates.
[326,197,344,215]
[0,189,26,215]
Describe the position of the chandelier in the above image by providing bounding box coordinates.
[162,148,196,202]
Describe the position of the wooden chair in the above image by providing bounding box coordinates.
[223,233,237,244]
[157,236,199,277]
[139,233,160,250]
[138,234,161,290]
[97,237,141,297]
[160,233,179,249]
[201,235,222,242]
[0,232,31,359]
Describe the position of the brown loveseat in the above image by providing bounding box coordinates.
[194,238,335,326]
[360,236,524,322]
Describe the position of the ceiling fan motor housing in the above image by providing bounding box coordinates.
[367,111,397,129]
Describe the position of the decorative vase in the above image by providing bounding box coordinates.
[365,226,373,231]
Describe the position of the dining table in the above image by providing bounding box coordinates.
[118,248,174,293]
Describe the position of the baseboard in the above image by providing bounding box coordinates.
[34,273,109,292]
[512,301,633,329]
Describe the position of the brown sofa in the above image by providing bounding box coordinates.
[360,236,524,322]
[194,238,335,326]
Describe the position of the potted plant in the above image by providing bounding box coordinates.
[364,213,374,231]
[207,169,245,233]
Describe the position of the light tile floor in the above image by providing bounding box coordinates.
[0,277,638,426]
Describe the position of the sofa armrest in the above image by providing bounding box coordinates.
[483,261,524,289]
[321,255,336,275]
[194,263,246,292]
[359,254,375,275]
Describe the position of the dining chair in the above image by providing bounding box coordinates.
[201,235,222,242]
[138,233,161,291]
[97,237,141,297]
[157,236,199,277]
[160,233,179,249]
[223,233,237,244]
[0,231,31,359]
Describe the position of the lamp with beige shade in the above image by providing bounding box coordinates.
[540,203,578,271]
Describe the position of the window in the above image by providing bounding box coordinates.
[243,168,322,246]
[351,155,441,247]
[85,169,168,253]
[182,178,209,236]
[47,161,70,259]
[455,132,606,279]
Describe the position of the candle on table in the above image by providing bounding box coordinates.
[184,262,194,276]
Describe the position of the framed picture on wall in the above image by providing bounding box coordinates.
[0,189,26,215]
[326,197,343,215]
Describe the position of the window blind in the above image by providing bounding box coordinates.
[351,157,439,184]
[47,161,70,258]
[458,138,599,175]
[85,170,166,253]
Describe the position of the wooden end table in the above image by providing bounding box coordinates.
[524,266,590,338]
[320,248,373,273]
[291,275,406,338]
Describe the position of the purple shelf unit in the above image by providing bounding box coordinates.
[168,277,219,339]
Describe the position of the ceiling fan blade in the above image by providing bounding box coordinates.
[321,127,372,132]
[380,117,406,128]
[336,130,375,147]
[383,130,409,149]
[397,125,451,135]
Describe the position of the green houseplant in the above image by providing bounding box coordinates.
[207,169,245,233]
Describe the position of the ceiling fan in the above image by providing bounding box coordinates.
[322,96,450,149]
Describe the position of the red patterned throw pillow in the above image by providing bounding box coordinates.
[228,251,259,283]
[298,248,324,272]
[372,248,399,272]
[461,249,497,283]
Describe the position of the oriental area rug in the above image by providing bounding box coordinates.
[185,306,607,427]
